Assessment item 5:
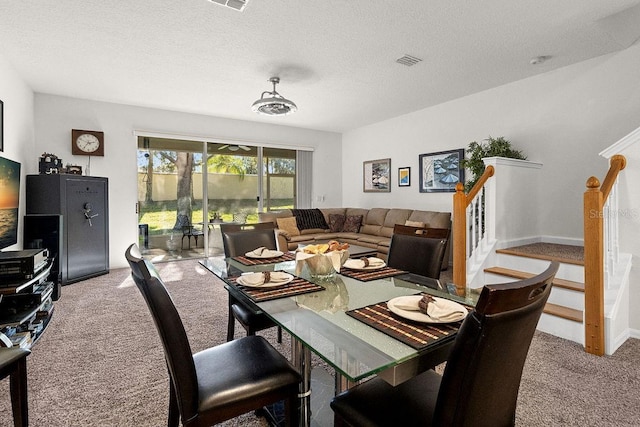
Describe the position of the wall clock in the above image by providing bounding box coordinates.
[72,129,104,156]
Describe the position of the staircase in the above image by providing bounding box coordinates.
[452,153,631,355]
[482,242,586,345]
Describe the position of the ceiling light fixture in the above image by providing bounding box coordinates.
[251,77,297,116]
[218,144,251,152]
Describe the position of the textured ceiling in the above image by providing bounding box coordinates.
[1,0,639,133]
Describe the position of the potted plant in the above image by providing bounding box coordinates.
[461,136,526,192]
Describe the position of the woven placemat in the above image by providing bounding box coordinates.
[346,301,463,350]
[233,252,296,266]
[229,273,324,302]
[340,266,407,282]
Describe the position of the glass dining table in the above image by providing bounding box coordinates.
[199,255,479,426]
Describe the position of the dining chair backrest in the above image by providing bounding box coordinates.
[433,261,558,426]
[392,224,450,239]
[386,234,447,279]
[125,244,199,423]
[220,227,278,258]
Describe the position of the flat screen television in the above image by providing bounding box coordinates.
[0,156,21,250]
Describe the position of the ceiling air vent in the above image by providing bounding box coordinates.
[207,0,249,12]
[396,55,423,67]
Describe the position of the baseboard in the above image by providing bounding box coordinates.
[497,235,584,249]
[609,328,640,355]
[540,235,584,246]
[497,236,541,249]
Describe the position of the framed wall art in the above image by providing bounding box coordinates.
[363,158,391,192]
[398,167,410,187]
[419,149,464,193]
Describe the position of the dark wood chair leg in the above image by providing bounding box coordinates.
[167,377,179,427]
[10,357,28,427]
[226,301,235,341]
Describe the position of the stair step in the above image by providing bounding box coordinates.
[544,303,583,323]
[496,242,584,266]
[484,267,584,292]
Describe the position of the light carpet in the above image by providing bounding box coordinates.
[0,258,638,426]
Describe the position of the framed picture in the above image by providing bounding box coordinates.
[398,167,411,187]
[363,158,391,192]
[0,99,3,152]
[419,149,464,193]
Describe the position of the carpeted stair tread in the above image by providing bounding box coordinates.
[497,242,584,266]
[543,303,583,323]
[485,266,584,292]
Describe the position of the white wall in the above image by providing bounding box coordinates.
[616,143,640,333]
[342,42,640,331]
[0,53,35,251]
[34,94,342,268]
[342,43,640,240]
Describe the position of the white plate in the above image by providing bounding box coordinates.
[343,258,386,271]
[236,272,293,288]
[387,295,467,323]
[244,250,284,259]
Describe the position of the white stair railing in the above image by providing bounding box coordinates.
[603,180,620,289]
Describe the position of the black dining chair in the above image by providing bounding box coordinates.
[0,347,31,427]
[220,224,283,343]
[331,261,559,427]
[125,244,300,427]
[386,233,447,280]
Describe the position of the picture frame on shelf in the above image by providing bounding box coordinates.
[398,167,411,187]
[419,149,464,193]
[363,158,391,192]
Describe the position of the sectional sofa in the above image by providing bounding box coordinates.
[258,207,451,269]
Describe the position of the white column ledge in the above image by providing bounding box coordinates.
[483,156,543,169]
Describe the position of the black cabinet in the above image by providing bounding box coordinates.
[0,258,55,348]
[26,175,109,284]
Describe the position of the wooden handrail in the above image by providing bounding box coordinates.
[600,154,626,202]
[465,165,495,204]
[583,154,626,356]
[452,165,495,295]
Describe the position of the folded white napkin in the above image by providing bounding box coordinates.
[240,271,290,286]
[393,296,466,321]
[343,257,385,269]
[247,247,279,257]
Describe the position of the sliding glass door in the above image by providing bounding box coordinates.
[136,137,204,260]
[137,136,298,261]
[262,147,296,212]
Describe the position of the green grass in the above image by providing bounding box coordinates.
[138,199,294,235]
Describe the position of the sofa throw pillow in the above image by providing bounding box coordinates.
[276,217,301,236]
[291,208,329,230]
[328,214,346,232]
[342,215,363,233]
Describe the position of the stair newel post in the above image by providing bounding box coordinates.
[583,176,605,356]
[453,182,467,295]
